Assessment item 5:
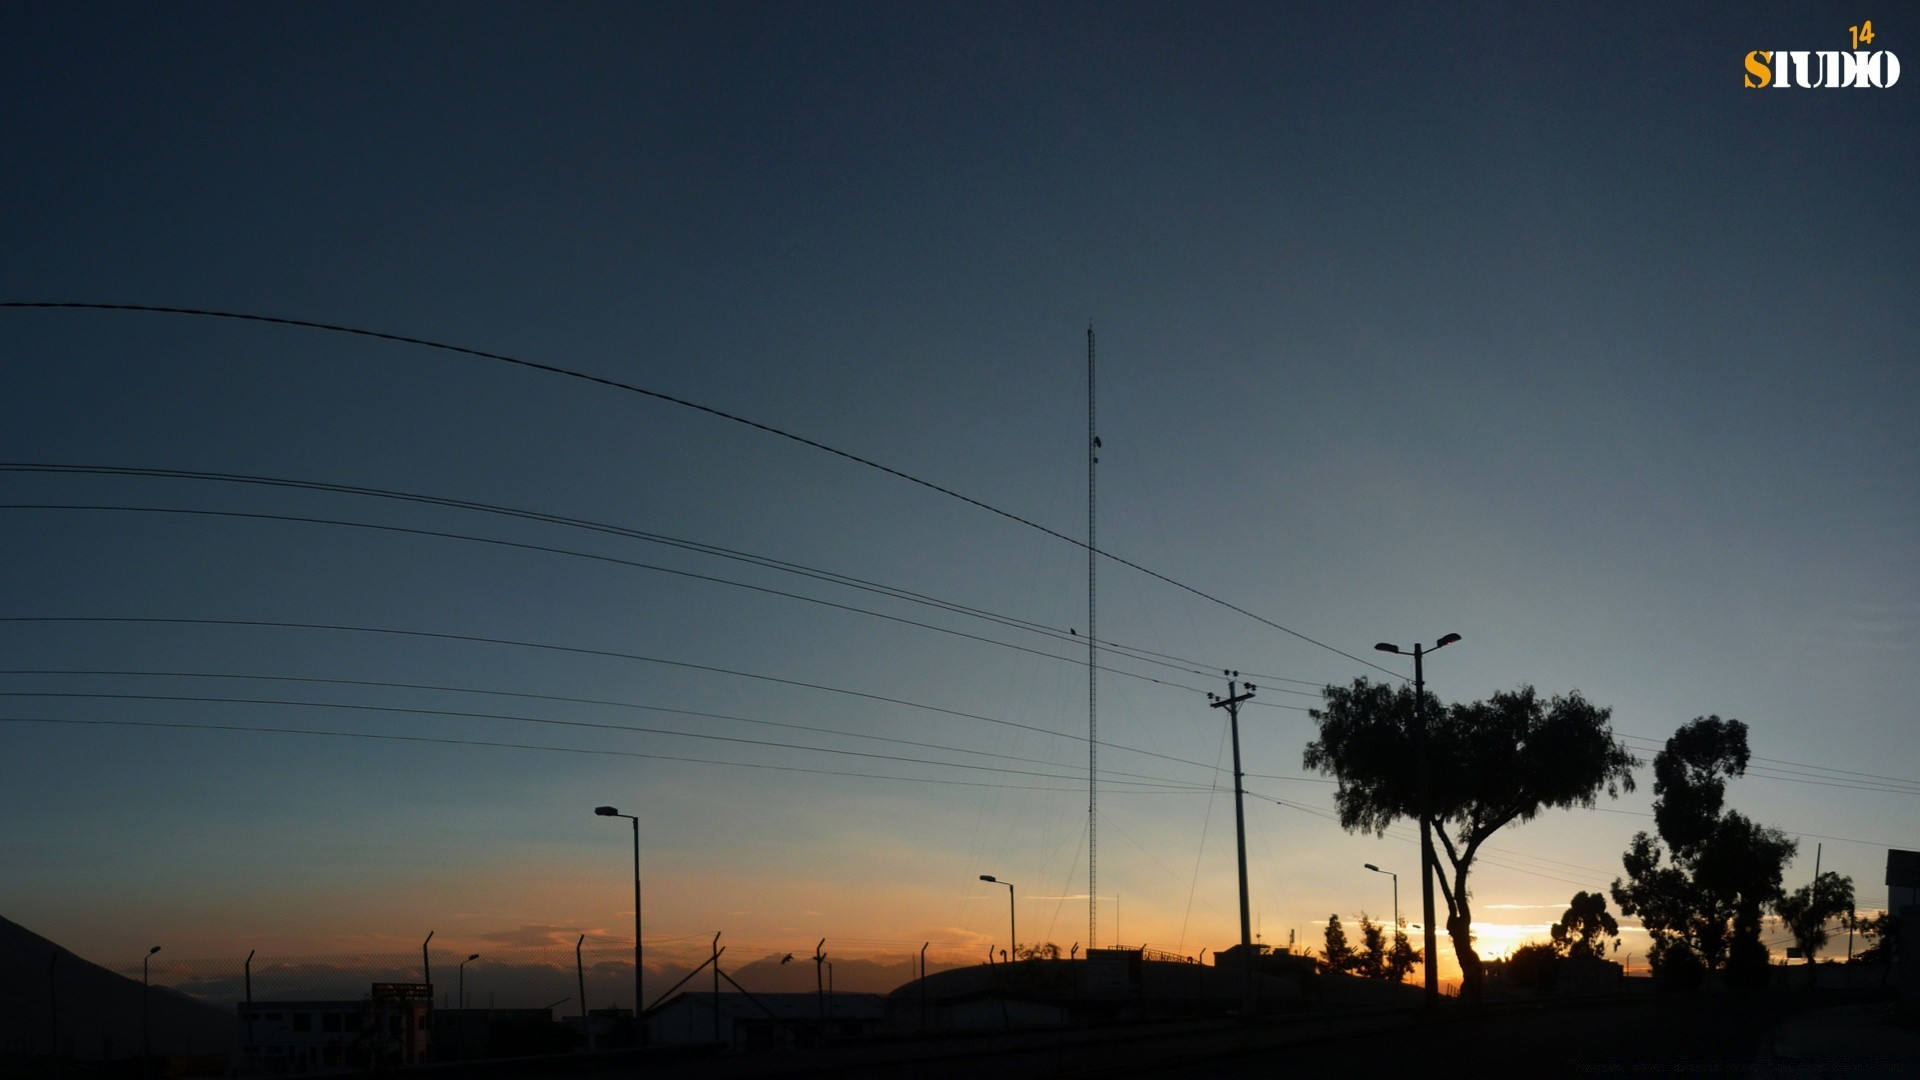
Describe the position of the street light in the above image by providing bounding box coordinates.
[980,876,1015,961]
[142,945,160,1080]
[1375,632,1460,1010]
[459,954,479,1010]
[1364,863,1399,929]
[594,806,643,1027]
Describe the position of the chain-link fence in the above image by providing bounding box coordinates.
[5,935,1001,1063]
[112,942,646,1016]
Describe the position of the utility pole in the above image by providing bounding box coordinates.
[1207,672,1257,1015]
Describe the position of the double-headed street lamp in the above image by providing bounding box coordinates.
[1375,632,1460,1009]
[979,876,1015,960]
[594,806,642,1023]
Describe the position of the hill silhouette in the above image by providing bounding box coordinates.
[0,915,234,1061]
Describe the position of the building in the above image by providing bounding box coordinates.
[236,984,429,1074]
[645,991,886,1049]
[430,1006,571,1060]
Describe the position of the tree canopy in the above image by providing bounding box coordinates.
[1550,890,1620,960]
[1775,871,1854,967]
[1321,914,1356,973]
[1305,681,1637,1001]
[1611,716,1797,986]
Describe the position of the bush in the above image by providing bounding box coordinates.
[1650,938,1705,992]
[1506,943,1563,993]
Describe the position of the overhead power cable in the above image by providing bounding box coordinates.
[0,462,1348,692]
[0,689,1208,788]
[0,303,1400,678]
[0,715,1204,794]
[0,616,1236,773]
[0,666,1144,774]
[3,500,1241,698]
[1616,731,1920,793]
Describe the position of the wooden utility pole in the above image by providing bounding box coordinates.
[1208,672,1257,1014]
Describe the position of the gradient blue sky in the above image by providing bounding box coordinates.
[3,2,1915,993]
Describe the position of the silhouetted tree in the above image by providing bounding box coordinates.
[1321,915,1357,974]
[1016,942,1063,961]
[1506,943,1562,993]
[1550,891,1620,960]
[1775,871,1854,978]
[1305,681,1636,1002]
[1849,911,1900,967]
[1355,914,1387,980]
[1611,717,1797,988]
[1386,920,1422,984]
[1353,914,1421,983]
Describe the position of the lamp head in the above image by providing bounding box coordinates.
[148,945,161,955]
[1364,863,1380,872]
[979,874,997,883]
[1374,642,1401,654]
[1436,633,1462,648]
[594,806,619,816]
[466,953,479,961]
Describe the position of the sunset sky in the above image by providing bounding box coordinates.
[2,2,1915,1001]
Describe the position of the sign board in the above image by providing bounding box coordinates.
[1083,948,1141,994]
[372,982,432,1000]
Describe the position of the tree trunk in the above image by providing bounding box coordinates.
[1448,911,1483,1004]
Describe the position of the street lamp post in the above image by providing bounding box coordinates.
[594,806,643,1029]
[1364,863,1399,929]
[979,876,1015,960]
[142,945,160,1080]
[1375,632,1460,1010]
[459,954,479,1010]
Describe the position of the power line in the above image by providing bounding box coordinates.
[0,666,1130,773]
[0,617,1232,774]
[0,688,1216,789]
[1616,731,1920,793]
[0,460,1356,692]
[0,303,1400,678]
[1616,733,1920,797]
[1,500,1237,698]
[0,715,1203,794]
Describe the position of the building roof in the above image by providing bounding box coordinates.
[650,991,887,1023]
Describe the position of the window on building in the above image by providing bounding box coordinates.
[323,1012,342,1033]
[292,1012,311,1032]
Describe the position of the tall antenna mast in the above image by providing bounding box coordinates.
[1087,322,1099,949]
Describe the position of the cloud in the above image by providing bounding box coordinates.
[479,925,593,949]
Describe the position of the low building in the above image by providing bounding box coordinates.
[430,1006,570,1061]
[645,991,886,1049]
[236,982,431,1074]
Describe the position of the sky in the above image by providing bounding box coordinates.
[2,2,1916,1002]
